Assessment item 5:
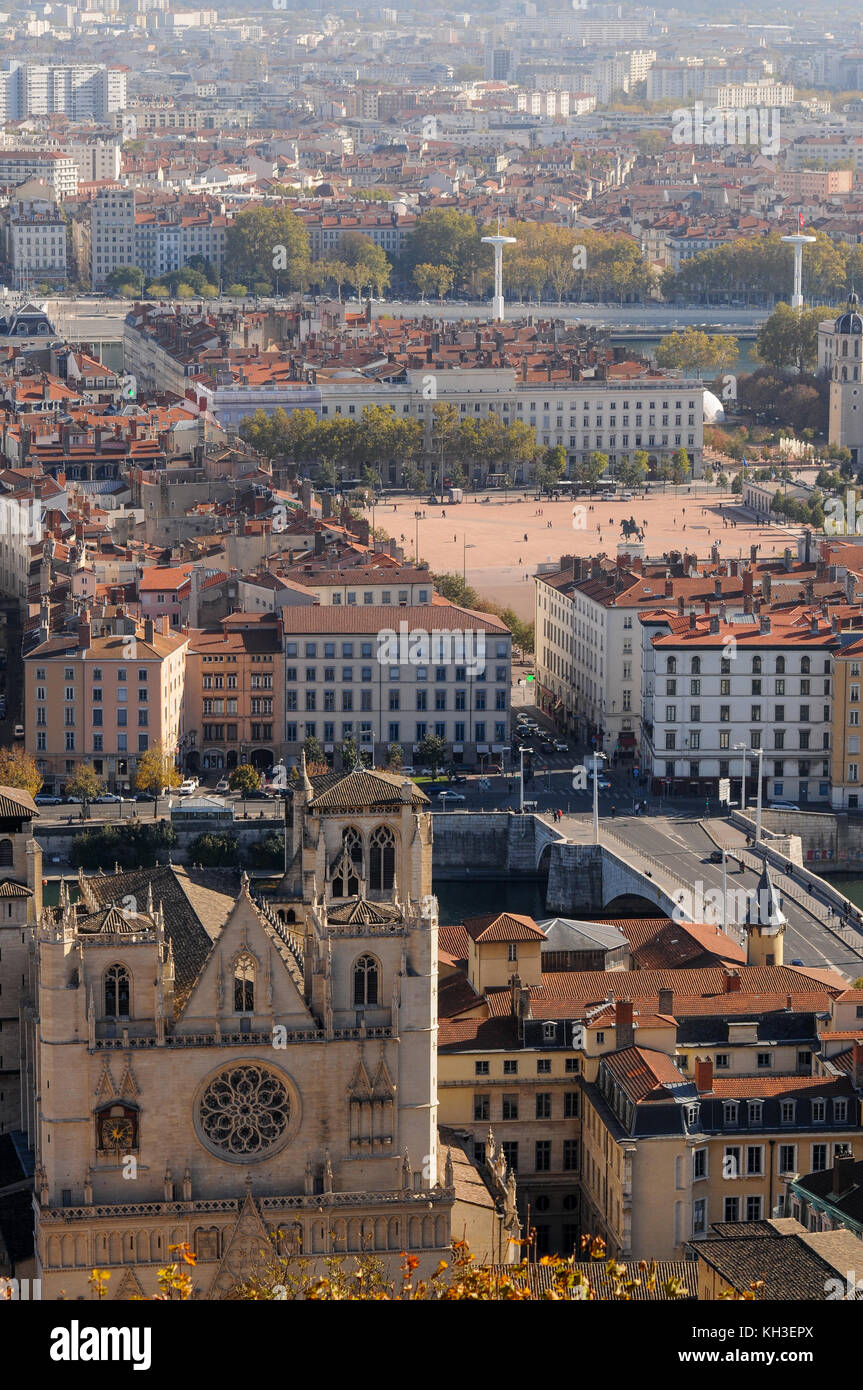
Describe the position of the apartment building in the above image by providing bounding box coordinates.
[24,611,188,793]
[0,151,78,199]
[0,61,126,122]
[66,137,123,184]
[134,209,229,280]
[642,610,836,805]
[89,187,136,290]
[278,565,434,608]
[3,185,67,288]
[184,612,283,775]
[830,631,863,810]
[299,211,416,262]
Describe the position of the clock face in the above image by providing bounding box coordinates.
[101,1116,134,1151]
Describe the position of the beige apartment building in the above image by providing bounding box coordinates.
[24,611,187,793]
[184,612,283,775]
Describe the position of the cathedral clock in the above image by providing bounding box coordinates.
[97,1108,136,1152]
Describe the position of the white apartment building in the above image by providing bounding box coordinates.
[0,62,126,121]
[67,137,123,183]
[89,187,136,288]
[642,611,835,805]
[704,82,794,109]
[192,367,707,483]
[133,212,229,279]
[0,151,78,198]
[4,190,67,287]
[280,605,512,768]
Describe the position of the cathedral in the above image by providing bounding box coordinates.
[17,763,517,1298]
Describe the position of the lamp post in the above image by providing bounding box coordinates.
[589,752,601,844]
[754,745,764,844]
[519,745,532,814]
[734,742,748,818]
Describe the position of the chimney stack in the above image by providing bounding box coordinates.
[854,1038,863,1090]
[832,1153,856,1198]
[694,1057,714,1094]
[725,970,742,992]
[616,998,634,1051]
[657,987,673,1015]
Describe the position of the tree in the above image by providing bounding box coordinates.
[617,451,649,488]
[400,208,483,294]
[432,573,480,608]
[302,736,326,769]
[338,232,391,298]
[229,764,262,796]
[0,747,42,796]
[245,830,285,870]
[754,303,831,374]
[339,736,360,771]
[224,205,310,294]
[417,733,448,778]
[671,448,690,486]
[656,328,738,377]
[534,445,567,492]
[65,762,105,816]
[385,743,404,770]
[106,265,144,296]
[188,832,240,867]
[575,452,608,491]
[136,742,181,817]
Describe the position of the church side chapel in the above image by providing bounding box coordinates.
[30,762,517,1298]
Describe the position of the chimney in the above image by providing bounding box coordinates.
[854,1039,863,1091]
[714,577,722,598]
[657,987,673,1015]
[79,611,91,651]
[144,617,155,644]
[694,1057,713,1094]
[725,970,741,992]
[743,594,753,615]
[784,547,792,572]
[664,578,673,597]
[832,1153,856,1198]
[762,572,772,601]
[616,998,634,1050]
[759,615,771,634]
[677,594,685,615]
[742,567,754,596]
[689,611,697,630]
[709,616,720,634]
[750,544,758,562]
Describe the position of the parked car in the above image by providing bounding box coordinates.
[215,778,230,793]
[707,849,725,863]
[437,790,466,802]
[34,793,62,806]
[538,740,555,752]
[95,793,127,803]
[178,779,198,796]
[244,789,272,801]
[448,773,468,784]
[135,792,156,802]
[552,740,569,753]
[769,800,799,811]
[64,795,82,804]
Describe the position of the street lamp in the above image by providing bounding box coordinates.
[734,742,748,817]
[519,745,533,813]
[463,539,476,584]
[754,745,764,844]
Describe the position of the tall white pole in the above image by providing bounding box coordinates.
[592,754,599,845]
[740,747,747,821]
[722,849,727,936]
[755,746,764,844]
[520,746,525,814]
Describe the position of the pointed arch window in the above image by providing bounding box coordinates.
[369,825,395,891]
[233,953,255,1013]
[353,954,379,1007]
[104,963,130,1018]
[333,827,362,898]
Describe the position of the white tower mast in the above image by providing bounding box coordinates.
[481,218,517,322]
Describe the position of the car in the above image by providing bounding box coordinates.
[135,792,156,802]
[790,958,804,967]
[552,740,569,753]
[437,790,466,802]
[538,739,555,752]
[34,793,62,806]
[600,491,615,502]
[769,800,799,811]
[178,779,198,796]
[64,795,82,804]
[707,849,725,863]
[400,766,416,775]
[13,724,23,739]
[244,789,272,801]
[215,778,230,793]
[619,490,633,500]
[448,774,468,784]
[95,793,126,803]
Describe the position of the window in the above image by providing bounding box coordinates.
[724,1146,741,1180]
[779,1144,796,1173]
[475,1061,489,1076]
[723,1101,738,1125]
[473,1094,490,1121]
[104,963,130,1018]
[746,1146,763,1176]
[693,1148,707,1179]
[503,1060,518,1075]
[693,1198,706,1235]
[502,1094,519,1120]
[715,1053,730,1070]
[757,1052,772,1070]
[748,1101,763,1127]
[565,1058,579,1074]
[745,1195,763,1222]
[811,1099,826,1123]
[534,1141,551,1172]
[369,826,395,891]
[833,1098,849,1123]
[780,1101,796,1125]
[811,1143,828,1172]
[563,1140,579,1171]
[723,1197,739,1222]
[536,1058,551,1074]
[564,1092,578,1118]
[501,1142,518,1172]
[536,1092,552,1119]
[353,954,379,1007]
[233,953,255,1012]
[507,943,518,963]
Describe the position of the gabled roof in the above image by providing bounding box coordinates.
[463,912,545,944]
[327,898,402,925]
[308,768,429,811]
[0,786,38,818]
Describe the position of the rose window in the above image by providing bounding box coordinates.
[199,1065,290,1156]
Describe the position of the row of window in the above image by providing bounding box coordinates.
[473,1092,579,1121]
[666,656,829,676]
[685,1097,849,1128]
[474,1057,577,1076]
[284,642,510,660]
[283,722,507,745]
[42,733,149,753]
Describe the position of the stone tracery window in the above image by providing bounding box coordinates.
[104,963,131,1018]
[369,825,395,891]
[333,827,362,898]
[354,954,380,1007]
[198,1064,290,1158]
[233,952,256,1013]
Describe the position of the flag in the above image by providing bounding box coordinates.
[798,212,805,231]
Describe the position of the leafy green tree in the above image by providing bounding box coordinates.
[575,452,608,490]
[534,445,567,491]
[432,574,480,608]
[245,831,285,870]
[70,821,176,870]
[618,451,649,488]
[224,205,310,293]
[671,448,691,486]
[754,303,832,374]
[417,733,448,777]
[338,232,391,298]
[400,208,483,294]
[229,764,262,796]
[106,265,144,296]
[302,736,326,769]
[385,743,404,770]
[188,832,240,866]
